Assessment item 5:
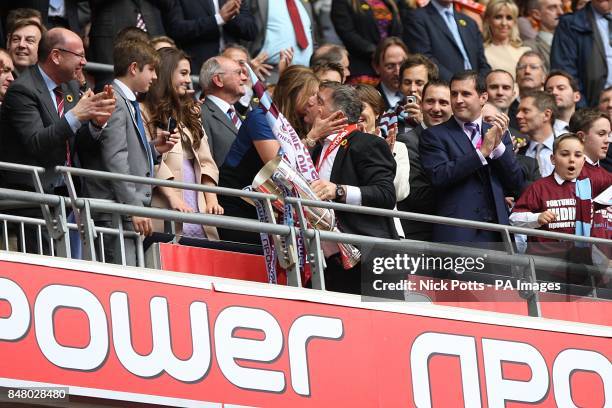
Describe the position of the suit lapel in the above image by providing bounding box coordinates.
[454,13,473,61]
[329,133,352,183]
[587,8,606,65]
[31,66,60,121]
[427,4,461,52]
[114,83,148,151]
[448,118,473,155]
[205,99,238,135]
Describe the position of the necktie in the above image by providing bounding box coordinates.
[227,106,242,130]
[535,143,544,175]
[130,100,154,173]
[54,86,72,166]
[465,122,481,149]
[444,10,472,69]
[136,12,147,32]
[286,0,309,49]
[603,14,612,46]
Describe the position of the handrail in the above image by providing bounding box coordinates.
[56,166,275,201]
[286,197,612,246]
[54,164,612,247]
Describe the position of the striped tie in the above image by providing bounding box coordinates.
[54,86,71,166]
[227,106,241,130]
[136,13,147,32]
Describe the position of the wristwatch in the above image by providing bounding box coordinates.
[335,184,346,203]
[304,137,317,147]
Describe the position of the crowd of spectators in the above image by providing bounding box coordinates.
[0,0,610,294]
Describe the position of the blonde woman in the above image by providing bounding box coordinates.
[483,0,531,79]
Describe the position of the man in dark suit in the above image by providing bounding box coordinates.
[550,0,610,107]
[0,27,114,193]
[0,27,115,251]
[310,82,397,295]
[1,1,83,35]
[420,70,524,243]
[249,0,317,82]
[162,0,257,74]
[88,0,165,67]
[402,0,490,82]
[199,55,248,167]
[397,79,452,241]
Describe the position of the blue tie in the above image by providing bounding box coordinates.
[444,10,472,70]
[130,100,155,174]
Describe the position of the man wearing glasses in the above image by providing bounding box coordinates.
[508,51,547,131]
[0,27,115,253]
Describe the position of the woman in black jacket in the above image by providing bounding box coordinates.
[331,0,402,85]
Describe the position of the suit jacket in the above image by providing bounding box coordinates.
[312,130,398,240]
[0,65,89,193]
[550,3,606,107]
[331,0,402,77]
[88,0,165,65]
[402,2,490,81]
[248,0,316,57]
[396,125,436,240]
[151,121,219,239]
[1,1,83,34]
[201,97,239,167]
[419,117,525,242]
[524,33,551,72]
[163,0,257,73]
[78,82,158,214]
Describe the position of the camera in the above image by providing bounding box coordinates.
[405,95,417,105]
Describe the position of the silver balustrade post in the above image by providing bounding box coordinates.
[295,200,326,289]
[81,200,98,262]
[52,196,71,258]
[112,213,127,266]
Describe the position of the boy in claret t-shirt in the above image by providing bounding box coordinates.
[569,108,612,240]
[509,134,612,263]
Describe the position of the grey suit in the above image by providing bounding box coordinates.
[202,97,238,167]
[78,82,159,265]
[524,34,551,72]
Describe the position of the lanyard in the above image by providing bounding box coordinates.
[315,124,358,172]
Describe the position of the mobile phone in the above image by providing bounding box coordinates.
[406,95,417,105]
[167,117,177,133]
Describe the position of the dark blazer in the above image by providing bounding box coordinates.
[396,125,435,241]
[0,65,90,193]
[78,82,157,210]
[1,1,83,34]
[201,97,239,167]
[88,0,165,65]
[163,0,257,73]
[402,2,490,81]
[312,130,398,240]
[419,118,525,242]
[331,0,402,78]
[248,0,316,57]
[550,3,606,107]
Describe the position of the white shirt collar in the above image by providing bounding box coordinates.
[454,115,483,131]
[553,172,576,185]
[113,78,137,101]
[528,132,555,152]
[585,156,600,166]
[431,0,453,14]
[207,94,232,114]
[538,31,554,45]
[38,65,58,93]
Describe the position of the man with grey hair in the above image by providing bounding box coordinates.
[310,82,398,295]
[200,56,248,166]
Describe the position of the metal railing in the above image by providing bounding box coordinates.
[0,161,610,317]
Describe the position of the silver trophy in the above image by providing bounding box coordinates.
[251,156,361,269]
